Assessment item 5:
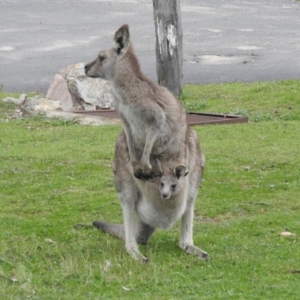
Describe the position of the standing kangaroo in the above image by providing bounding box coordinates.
[93,129,209,263]
[85,24,188,179]
[85,24,208,262]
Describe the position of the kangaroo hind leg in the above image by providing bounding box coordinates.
[135,221,155,245]
[180,199,209,261]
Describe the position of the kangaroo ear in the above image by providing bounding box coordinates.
[175,165,187,179]
[114,24,130,55]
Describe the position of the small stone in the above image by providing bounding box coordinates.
[2,96,24,105]
[280,231,295,237]
[19,94,27,103]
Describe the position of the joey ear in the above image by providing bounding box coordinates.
[175,165,187,179]
[114,24,130,55]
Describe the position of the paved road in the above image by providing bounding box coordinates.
[1,0,300,93]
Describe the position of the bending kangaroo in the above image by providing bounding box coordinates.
[93,129,209,263]
[85,24,188,179]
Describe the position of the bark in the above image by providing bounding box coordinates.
[153,0,183,97]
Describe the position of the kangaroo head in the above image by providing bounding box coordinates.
[84,24,131,80]
[159,165,188,200]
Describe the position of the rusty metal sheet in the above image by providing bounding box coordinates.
[73,110,248,126]
[187,112,248,126]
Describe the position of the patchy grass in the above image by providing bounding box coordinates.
[0,81,300,299]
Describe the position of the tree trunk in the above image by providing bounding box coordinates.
[153,0,183,98]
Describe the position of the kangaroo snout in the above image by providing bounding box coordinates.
[84,63,91,75]
[161,193,170,200]
[84,61,99,78]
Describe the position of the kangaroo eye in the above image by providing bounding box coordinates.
[98,55,105,62]
[171,184,176,190]
[160,182,164,187]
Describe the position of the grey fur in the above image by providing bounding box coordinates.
[86,25,208,262]
[93,130,209,263]
[85,24,188,179]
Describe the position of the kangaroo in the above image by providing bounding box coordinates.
[85,24,188,179]
[93,129,209,263]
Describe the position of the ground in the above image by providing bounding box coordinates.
[1,0,300,93]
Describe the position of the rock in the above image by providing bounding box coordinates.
[59,62,85,80]
[45,74,73,111]
[22,95,62,112]
[36,99,62,111]
[2,94,27,105]
[1,93,119,126]
[45,63,114,111]
[19,94,27,102]
[59,63,114,110]
[43,110,120,126]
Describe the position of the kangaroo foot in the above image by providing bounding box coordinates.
[127,248,149,264]
[133,164,162,180]
[181,244,210,262]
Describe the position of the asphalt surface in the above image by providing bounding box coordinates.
[1,0,300,93]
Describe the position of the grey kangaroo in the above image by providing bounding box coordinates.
[93,129,209,263]
[85,24,208,262]
[85,24,188,179]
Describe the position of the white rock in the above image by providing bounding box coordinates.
[36,99,62,111]
[3,95,25,105]
[22,96,62,112]
[280,231,295,237]
[43,110,120,126]
[59,63,114,110]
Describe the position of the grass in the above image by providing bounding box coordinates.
[181,80,300,122]
[0,80,300,299]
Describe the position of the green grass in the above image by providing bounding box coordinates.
[181,80,300,122]
[0,80,300,299]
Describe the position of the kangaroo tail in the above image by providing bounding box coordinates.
[93,221,125,240]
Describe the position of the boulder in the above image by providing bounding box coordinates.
[58,63,114,110]
[45,74,73,111]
